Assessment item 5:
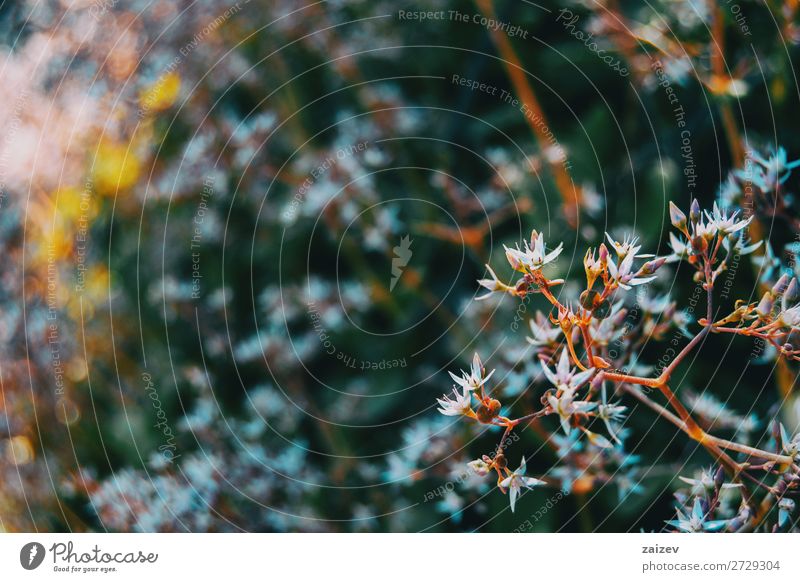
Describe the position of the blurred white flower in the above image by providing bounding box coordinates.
[499,457,545,512]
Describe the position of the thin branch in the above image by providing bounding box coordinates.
[474,0,580,226]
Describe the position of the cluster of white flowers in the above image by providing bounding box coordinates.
[667,200,760,265]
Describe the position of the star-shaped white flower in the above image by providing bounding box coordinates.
[504,230,563,273]
[722,232,762,257]
[607,253,662,289]
[448,352,495,392]
[666,497,729,532]
[526,311,562,347]
[605,232,644,259]
[436,386,473,417]
[597,385,627,443]
[541,349,595,393]
[780,424,800,459]
[499,457,545,512]
[476,264,513,300]
[547,389,598,434]
[704,202,752,236]
[665,232,690,263]
[678,467,742,497]
[778,303,800,328]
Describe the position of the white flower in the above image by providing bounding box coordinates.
[704,202,752,236]
[722,232,762,256]
[638,293,673,314]
[542,353,598,433]
[584,430,614,449]
[678,467,742,497]
[778,304,800,328]
[666,498,729,532]
[607,252,659,289]
[547,389,598,434]
[749,147,800,191]
[526,311,562,347]
[504,230,563,273]
[541,349,595,393]
[597,385,627,443]
[694,219,718,239]
[467,459,491,477]
[435,491,464,520]
[499,457,545,512]
[436,386,473,416]
[780,424,800,459]
[718,175,741,208]
[781,277,799,311]
[666,232,690,262]
[604,232,650,260]
[476,264,512,300]
[448,352,495,392]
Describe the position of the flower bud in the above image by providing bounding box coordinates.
[714,466,725,491]
[772,273,790,296]
[467,459,491,477]
[784,278,799,305]
[584,249,601,287]
[756,291,774,318]
[598,243,609,264]
[505,248,522,271]
[689,198,701,225]
[638,257,666,276]
[669,201,687,230]
[493,453,507,470]
[773,420,783,445]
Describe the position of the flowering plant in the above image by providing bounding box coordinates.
[439,198,800,531]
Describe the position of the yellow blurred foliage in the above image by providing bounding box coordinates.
[91,140,141,196]
[53,185,99,225]
[34,223,73,265]
[139,71,181,114]
[67,265,110,320]
[2,436,34,465]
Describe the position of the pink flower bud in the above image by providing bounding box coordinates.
[784,278,799,309]
[639,257,666,276]
[756,291,774,318]
[689,198,701,225]
[669,201,687,230]
[505,247,521,271]
[772,273,790,295]
[598,243,609,263]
